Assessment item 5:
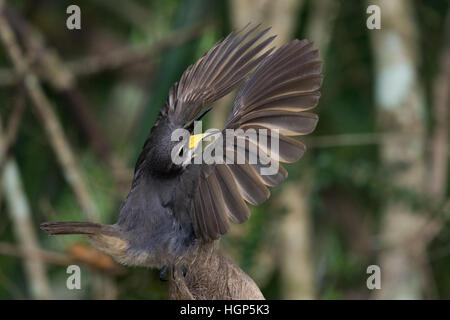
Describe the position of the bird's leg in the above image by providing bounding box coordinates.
[159,265,169,281]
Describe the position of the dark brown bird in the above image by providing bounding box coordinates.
[41,25,322,274]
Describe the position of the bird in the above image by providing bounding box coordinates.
[41,25,323,275]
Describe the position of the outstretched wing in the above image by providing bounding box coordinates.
[133,25,275,185]
[189,39,323,241]
[162,24,276,126]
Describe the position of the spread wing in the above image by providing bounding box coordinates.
[162,24,276,126]
[133,24,275,187]
[189,39,323,241]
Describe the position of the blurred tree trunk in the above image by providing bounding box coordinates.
[297,0,340,297]
[305,0,339,55]
[368,0,440,299]
[0,117,51,299]
[226,0,339,299]
[228,0,319,299]
[212,0,302,128]
[278,182,315,299]
[428,9,450,201]
[169,243,264,299]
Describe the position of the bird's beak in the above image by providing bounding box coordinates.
[189,130,222,150]
[181,133,207,167]
[183,131,221,166]
[189,133,207,150]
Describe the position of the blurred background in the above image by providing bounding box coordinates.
[0,0,449,299]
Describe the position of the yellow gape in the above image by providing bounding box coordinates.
[189,133,207,149]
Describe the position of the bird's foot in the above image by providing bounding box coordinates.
[159,265,169,281]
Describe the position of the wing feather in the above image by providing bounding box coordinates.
[181,35,322,241]
[165,25,275,124]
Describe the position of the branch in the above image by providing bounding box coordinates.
[368,0,437,299]
[92,0,153,31]
[67,22,210,76]
[0,89,25,207]
[3,5,132,189]
[0,116,51,299]
[0,18,210,78]
[1,5,209,190]
[0,242,71,266]
[306,132,405,148]
[169,243,264,300]
[0,242,125,275]
[427,9,450,199]
[0,2,98,220]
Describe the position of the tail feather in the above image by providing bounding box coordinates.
[40,221,105,235]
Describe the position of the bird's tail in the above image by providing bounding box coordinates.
[40,221,105,235]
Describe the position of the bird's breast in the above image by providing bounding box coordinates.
[116,174,197,267]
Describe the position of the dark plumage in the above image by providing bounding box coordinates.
[40,25,323,270]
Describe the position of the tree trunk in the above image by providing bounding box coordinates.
[368,0,439,299]
[169,243,264,300]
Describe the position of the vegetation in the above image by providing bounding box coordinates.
[0,0,449,299]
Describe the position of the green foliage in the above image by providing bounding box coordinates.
[0,0,448,300]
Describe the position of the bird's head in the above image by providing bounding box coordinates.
[145,116,218,176]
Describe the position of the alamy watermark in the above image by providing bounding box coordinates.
[66,265,81,290]
[171,121,280,176]
[366,5,381,30]
[66,5,81,30]
[366,264,381,290]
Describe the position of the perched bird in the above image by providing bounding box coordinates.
[41,25,322,274]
